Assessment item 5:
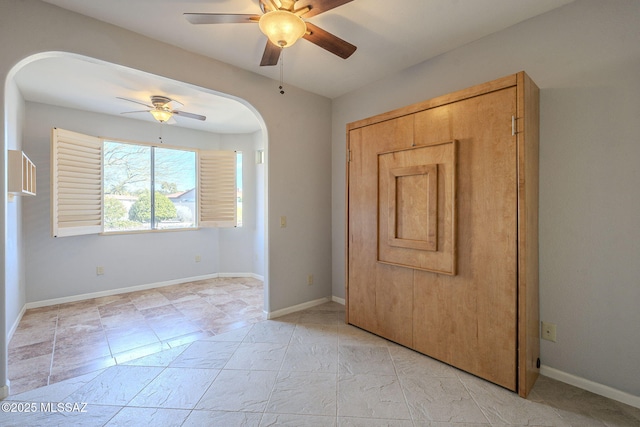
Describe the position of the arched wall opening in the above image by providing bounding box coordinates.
[2,52,269,396]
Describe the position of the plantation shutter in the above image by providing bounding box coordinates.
[198,150,236,227]
[51,128,103,237]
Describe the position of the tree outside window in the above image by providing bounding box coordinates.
[103,141,196,232]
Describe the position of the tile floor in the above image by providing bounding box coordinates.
[4,280,640,426]
[8,277,264,395]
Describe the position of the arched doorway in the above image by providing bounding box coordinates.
[3,52,269,395]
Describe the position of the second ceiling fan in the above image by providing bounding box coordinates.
[184,0,357,66]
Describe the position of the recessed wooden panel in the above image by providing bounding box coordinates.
[378,141,457,275]
[388,164,438,251]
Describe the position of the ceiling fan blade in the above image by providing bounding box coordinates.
[184,13,260,24]
[165,98,184,109]
[260,0,279,13]
[303,22,356,59]
[117,97,153,109]
[172,110,207,121]
[120,110,151,115]
[260,41,282,66]
[296,0,353,18]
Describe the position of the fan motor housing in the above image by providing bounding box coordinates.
[151,95,172,108]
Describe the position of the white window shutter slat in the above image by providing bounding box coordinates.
[198,150,236,228]
[51,128,103,237]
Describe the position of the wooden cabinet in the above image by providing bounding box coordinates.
[346,72,539,397]
[8,150,36,195]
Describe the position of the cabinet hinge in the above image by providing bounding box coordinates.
[511,115,522,136]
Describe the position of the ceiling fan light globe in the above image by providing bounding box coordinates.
[150,109,173,123]
[259,10,306,48]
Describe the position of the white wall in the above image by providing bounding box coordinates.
[1,0,333,395]
[332,0,640,398]
[4,78,26,337]
[253,131,266,278]
[218,133,262,275]
[23,102,261,302]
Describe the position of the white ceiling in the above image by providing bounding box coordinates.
[15,55,263,134]
[15,0,574,134]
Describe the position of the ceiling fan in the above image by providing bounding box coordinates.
[117,95,206,124]
[184,0,357,66]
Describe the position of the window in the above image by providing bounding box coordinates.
[103,141,197,232]
[51,128,239,237]
[236,151,243,227]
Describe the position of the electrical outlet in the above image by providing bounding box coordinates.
[307,274,314,286]
[195,255,201,263]
[96,266,104,276]
[541,321,557,342]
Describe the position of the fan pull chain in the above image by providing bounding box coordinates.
[158,122,164,144]
[279,47,285,95]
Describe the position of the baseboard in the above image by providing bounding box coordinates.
[541,365,640,409]
[0,383,9,400]
[267,297,332,319]
[8,304,27,343]
[332,296,345,305]
[24,273,260,310]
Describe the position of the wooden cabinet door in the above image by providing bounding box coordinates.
[347,87,518,390]
[348,115,415,347]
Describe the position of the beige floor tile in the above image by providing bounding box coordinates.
[66,365,163,405]
[210,318,259,335]
[54,329,110,351]
[57,300,98,316]
[49,356,117,383]
[55,318,104,337]
[52,344,114,371]
[157,287,199,303]
[104,407,191,427]
[162,330,214,348]
[99,312,147,330]
[15,314,58,334]
[195,369,278,412]
[56,309,101,328]
[98,302,140,318]
[173,298,226,320]
[267,371,337,416]
[182,410,262,426]
[9,327,56,348]
[8,278,262,394]
[148,316,201,341]
[5,296,638,426]
[8,354,52,380]
[128,367,219,409]
[7,373,50,395]
[112,341,170,364]
[139,304,182,320]
[8,340,54,363]
[129,291,172,310]
[90,294,131,307]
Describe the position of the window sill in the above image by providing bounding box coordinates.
[100,227,200,236]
